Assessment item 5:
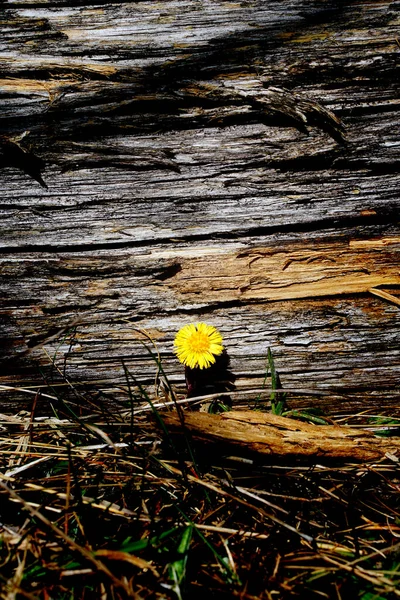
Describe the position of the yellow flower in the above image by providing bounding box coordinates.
[174,322,224,370]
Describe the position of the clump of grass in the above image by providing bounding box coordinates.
[1,354,400,600]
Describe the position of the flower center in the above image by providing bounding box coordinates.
[189,331,210,354]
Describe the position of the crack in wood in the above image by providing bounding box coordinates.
[0,0,399,409]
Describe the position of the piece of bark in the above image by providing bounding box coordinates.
[160,410,400,462]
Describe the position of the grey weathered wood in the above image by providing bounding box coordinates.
[0,1,399,412]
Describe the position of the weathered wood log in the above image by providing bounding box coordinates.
[161,410,400,462]
[0,1,399,412]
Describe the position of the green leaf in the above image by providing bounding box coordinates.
[208,401,231,414]
[283,410,329,425]
[359,592,388,600]
[267,348,287,415]
[119,526,179,553]
[168,526,193,600]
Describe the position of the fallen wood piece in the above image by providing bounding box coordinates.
[160,410,400,462]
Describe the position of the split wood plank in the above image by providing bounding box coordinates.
[167,236,400,302]
[161,410,400,462]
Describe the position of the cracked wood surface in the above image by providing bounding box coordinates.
[161,410,400,462]
[0,0,399,412]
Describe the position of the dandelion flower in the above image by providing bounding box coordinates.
[174,322,224,370]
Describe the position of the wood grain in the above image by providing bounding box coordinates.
[0,1,399,412]
[161,410,400,462]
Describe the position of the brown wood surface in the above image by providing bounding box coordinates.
[0,1,399,412]
[161,410,400,462]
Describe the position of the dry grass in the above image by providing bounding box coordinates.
[1,368,400,600]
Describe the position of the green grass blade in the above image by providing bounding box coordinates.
[168,525,193,600]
